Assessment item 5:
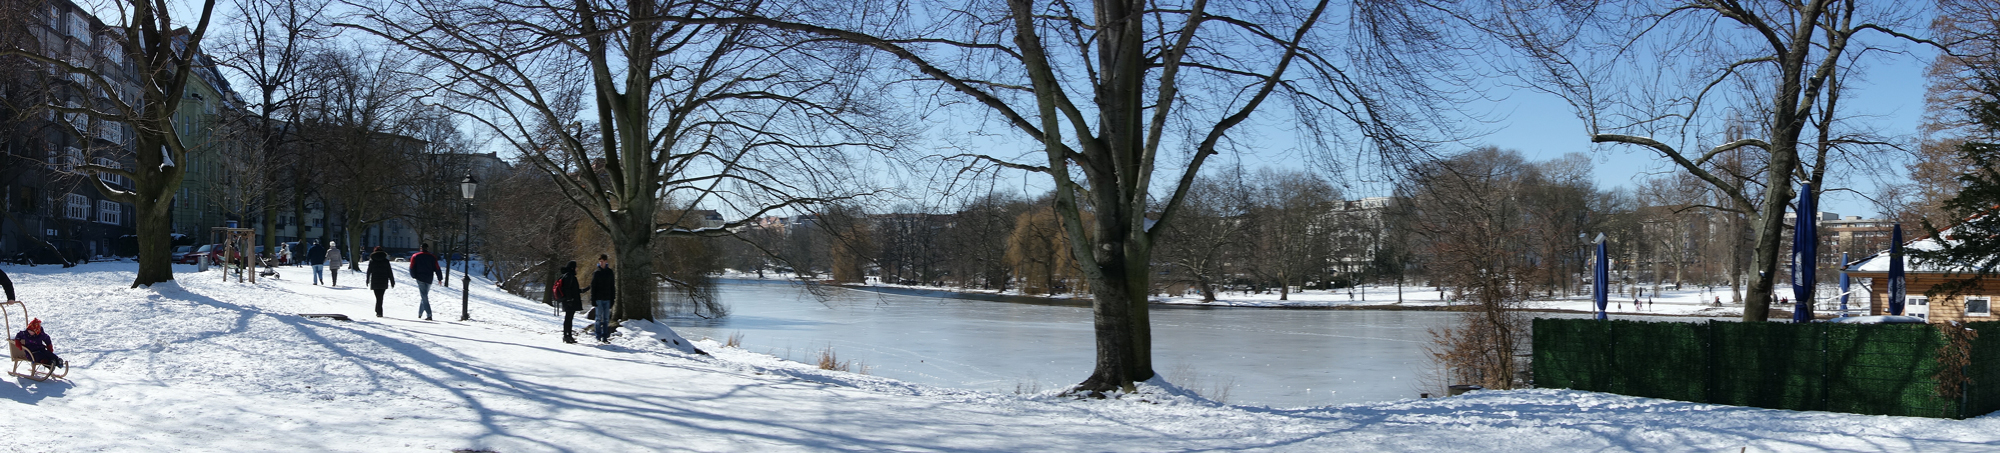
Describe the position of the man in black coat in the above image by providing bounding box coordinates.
[588,254,616,343]
[367,250,397,317]
[555,261,583,344]
[308,240,329,285]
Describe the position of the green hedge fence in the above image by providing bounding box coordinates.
[1532,318,2000,419]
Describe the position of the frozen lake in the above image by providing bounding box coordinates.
[664,279,1683,408]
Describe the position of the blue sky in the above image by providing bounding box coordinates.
[1471,58,1929,220]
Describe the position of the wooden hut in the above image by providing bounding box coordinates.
[1845,233,1993,323]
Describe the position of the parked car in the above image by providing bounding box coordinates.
[178,244,218,264]
[171,245,194,262]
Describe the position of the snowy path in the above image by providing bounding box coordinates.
[0,263,1995,452]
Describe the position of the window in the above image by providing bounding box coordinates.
[65,194,88,220]
[68,13,88,43]
[94,158,125,186]
[51,146,82,172]
[95,121,121,144]
[62,100,85,130]
[97,200,119,224]
[1970,298,1991,317]
[100,42,122,66]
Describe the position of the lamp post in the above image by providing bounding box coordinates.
[460,173,478,321]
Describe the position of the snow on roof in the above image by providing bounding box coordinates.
[1845,226,1969,273]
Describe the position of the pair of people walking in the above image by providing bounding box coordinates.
[553,255,616,344]
[309,241,346,286]
[365,244,445,319]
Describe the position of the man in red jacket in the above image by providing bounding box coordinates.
[409,244,444,320]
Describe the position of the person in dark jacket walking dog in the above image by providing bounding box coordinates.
[409,244,443,320]
[555,261,583,343]
[588,254,616,343]
[367,250,396,317]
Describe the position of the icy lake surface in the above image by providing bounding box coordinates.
[665,279,1696,407]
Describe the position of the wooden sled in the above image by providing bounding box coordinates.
[7,339,65,381]
[0,301,66,381]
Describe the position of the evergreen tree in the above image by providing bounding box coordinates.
[1917,77,2000,294]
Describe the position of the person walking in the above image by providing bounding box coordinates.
[326,242,345,287]
[409,244,443,320]
[588,254,616,343]
[367,249,396,317]
[308,240,328,285]
[554,261,583,344]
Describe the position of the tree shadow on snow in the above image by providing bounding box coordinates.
[124,284,985,451]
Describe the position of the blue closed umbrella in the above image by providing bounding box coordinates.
[1594,233,1608,320]
[1889,224,1905,316]
[1791,183,1817,323]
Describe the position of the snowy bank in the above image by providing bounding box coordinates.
[0,262,1990,451]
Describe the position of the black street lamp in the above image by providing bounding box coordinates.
[460,173,478,321]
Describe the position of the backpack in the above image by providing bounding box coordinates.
[552,278,567,300]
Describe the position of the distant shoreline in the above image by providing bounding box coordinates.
[751,278,1746,318]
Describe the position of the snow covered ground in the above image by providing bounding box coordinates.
[0,262,1990,452]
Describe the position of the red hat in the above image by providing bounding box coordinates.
[26,318,40,332]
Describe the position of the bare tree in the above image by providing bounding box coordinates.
[1404,147,1535,389]
[295,47,422,263]
[1244,168,1338,300]
[1006,202,1085,296]
[1455,0,1936,320]
[479,162,580,304]
[345,0,896,322]
[683,0,1455,393]
[214,0,332,250]
[1155,174,1252,302]
[937,191,1029,291]
[1897,0,2000,227]
[2,0,223,285]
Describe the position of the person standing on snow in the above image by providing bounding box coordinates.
[308,240,328,285]
[588,254,616,343]
[1,267,14,301]
[409,244,444,321]
[367,250,396,317]
[326,242,345,287]
[554,261,583,344]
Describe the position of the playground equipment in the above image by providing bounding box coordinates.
[210,227,259,283]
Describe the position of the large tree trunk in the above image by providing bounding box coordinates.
[610,202,659,322]
[1078,223,1155,393]
[344,218,365,270]
[264,205,279,253]
[1743,175,1794,321]
[132,194,176,286]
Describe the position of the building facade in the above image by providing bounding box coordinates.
[1,0,138,262]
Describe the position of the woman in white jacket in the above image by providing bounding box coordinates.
[326,242,346,287]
